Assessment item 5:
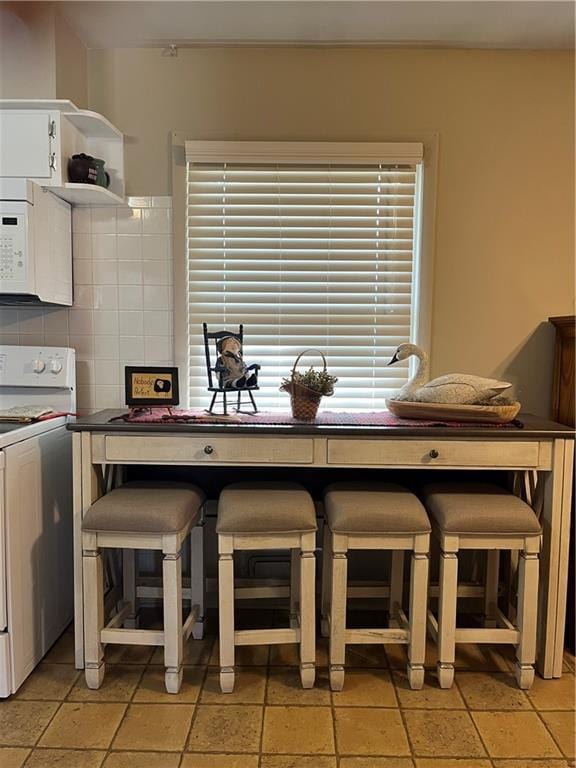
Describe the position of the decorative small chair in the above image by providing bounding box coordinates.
[82,482,205,694]
[217,482,317,692]
[422,482,542,689]
[203,323,260,415]
[321,482,431,691]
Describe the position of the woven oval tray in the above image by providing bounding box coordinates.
[385,399,521,424]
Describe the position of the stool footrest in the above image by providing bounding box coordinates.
[344,628,409,644]
[454,627,519,644]
[234,628,299,646]
[101,627,165,646]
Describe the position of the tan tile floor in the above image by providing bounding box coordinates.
[0,619,574,768]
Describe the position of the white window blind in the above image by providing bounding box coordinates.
[186,145,423,411]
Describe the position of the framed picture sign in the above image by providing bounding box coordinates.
[124,366,180,407]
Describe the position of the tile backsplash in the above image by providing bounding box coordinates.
[0,197,174,414]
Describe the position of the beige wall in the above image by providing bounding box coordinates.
[55,8,87,107]
[81,47,576,413]
[0,2,56,98]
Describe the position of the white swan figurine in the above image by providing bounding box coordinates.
[388,343,512,405]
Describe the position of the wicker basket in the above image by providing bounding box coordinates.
[284,349,329,421]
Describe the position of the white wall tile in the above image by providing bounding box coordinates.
[0,309,21,333]
[72,208,91,234]
[119,310,144,335]
[142,234,170,261]
[73,259,93,285]
[94,359,120,386]
[69,335,95,360]
[93,310,119,335]
[76,359,95,386]
[143,285,170,310]
[143,260,171,286]
[93,285,119,310]
[68,309,94,335]
[94,385,122,409]
[118,286,143,310]
[127,196,151,208]
[152,197,172,209]
[93,260,118,285]
[77,385,96,410]
[117,208,142,235]
[94,335,119,360]
[43,309,70,334]
[73,233,92,259]
[17,309,44,334]
[18,333,45,346]
[144,335,173,362]
[142,208,171,234]
[118,260,143,286]
[119,335,145,360]
[143,310,172,336]
[92,234,117,260]
[44,333,70,348]
[117,235,142,260]
[0,332,19,345]
[91,208,117,234]
[73,286,95,309]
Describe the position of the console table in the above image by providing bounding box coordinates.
[69,411,574,678]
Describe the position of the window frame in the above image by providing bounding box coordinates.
[172,136,438,408]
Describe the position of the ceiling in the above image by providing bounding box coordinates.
[58,1,575,50]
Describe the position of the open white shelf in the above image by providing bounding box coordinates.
[0,99,125,206]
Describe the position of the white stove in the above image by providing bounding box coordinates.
[0,345,76,696]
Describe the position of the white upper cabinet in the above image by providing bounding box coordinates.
[0,100,125,206]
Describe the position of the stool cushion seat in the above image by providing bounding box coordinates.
[82,482,204,535]
[422,482,541,535]
[323,482,431,534]
[217,482,317,534]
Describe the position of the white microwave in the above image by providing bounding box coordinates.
[0,180,72,306]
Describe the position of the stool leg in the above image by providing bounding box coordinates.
[290,549,301,629]
[437,547,458,689]
[218,535,235,693]
[299,534,316,688]
[190,520,205,639]
[123,550,139,629]
[83,544,105,689]
[320,522,332,638]
[515,547,539,689]
[163,550,184,694]
[389,550,404,628]
[484,550,499,628]
[329,538,348,691]
[408,542,429,690]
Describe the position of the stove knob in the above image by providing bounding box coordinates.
[49,360,63,374]
[33,359,45,373]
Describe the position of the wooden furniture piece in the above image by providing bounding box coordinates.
[549,315,575,653]
[81,481,205,693]
[203,323,260,414]
[69,411,574,679]
[424,482,542,689]
[216,482,317,692]
[321,482,431,691]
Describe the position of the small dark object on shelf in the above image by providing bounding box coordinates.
[67,153,98,184]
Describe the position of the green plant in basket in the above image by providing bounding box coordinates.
[280,367,338,396]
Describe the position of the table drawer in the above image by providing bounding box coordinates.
[327,439,541,468]
[104,435,314,464]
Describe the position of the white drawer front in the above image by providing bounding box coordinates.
[105,435,314,464]
[327,439,541,468]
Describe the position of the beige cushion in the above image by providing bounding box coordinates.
[323,483,431,535]
[422,482,541,535]
[217,482,317,534]
[82,482,204,535]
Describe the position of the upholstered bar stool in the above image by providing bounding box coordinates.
[217,482,317,693]
[423,482,542,690]
[321,483,431,691]
[82,481,205,694]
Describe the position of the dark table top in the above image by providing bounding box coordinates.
[68,410,575,440]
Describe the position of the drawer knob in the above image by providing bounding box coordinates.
[204,445,214,455]
[429,449,439,459]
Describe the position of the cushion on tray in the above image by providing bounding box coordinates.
[217,482,317,534]
[422,482,541,535]
[82,482,204,535]
[323,482,431,534]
